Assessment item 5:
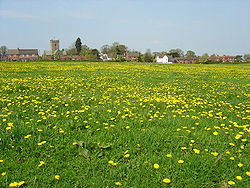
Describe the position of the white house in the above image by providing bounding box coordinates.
[100,53,114,61]
[156,55,172,63]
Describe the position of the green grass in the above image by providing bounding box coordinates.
[0,61,249,187]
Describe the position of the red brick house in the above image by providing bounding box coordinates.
[125,52,140,61]
[207,56,236,63]
[174,57,198,64]
[7,48,39,61]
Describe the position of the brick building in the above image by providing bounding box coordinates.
[7,48,39,61]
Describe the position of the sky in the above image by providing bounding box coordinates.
[0,0,249,55]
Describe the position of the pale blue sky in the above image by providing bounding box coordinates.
[0,0,249,55]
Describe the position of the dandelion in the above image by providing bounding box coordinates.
[236,176,242,180]
[153,164,159,169]
[9,181,25,187]
[230,157,235,160]
[235,134,242,139]
[37,141,46,146]
[162,178,171,183]
[38,161,45,167]
[0,160,3,163]
[211,152,219,157]
[166,154,172,158]
[246,172,250,176]
[238,163,243,167]
[108,161,117,166]
[115,182,122,186]
[124,154,130,158]
[228,181,235,185]
[54,175,60,180]
[24,134,32,139]
[178,160,184,164]
[193,149,200,154]
[213,131,219,135]
[1,172,6,176]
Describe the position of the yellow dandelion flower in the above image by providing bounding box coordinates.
[235,134,242,139]
[0,160,3,163]
[211,152,219,156]
[238,163,243,167]
[228,181,235,185]
[236,176,242,180]
[178,160,184,164]
[54,175,60,180]
[166,154,172,158]
[153,164,160,169]
[193,149,200,154]
[115,182,122,186]
[124,154,130,158]
[6,127,12,130]
[1,172,6,176]
[230,157,235,160]
[246,172,250,176]
[24,134,32,139]
[38,161,45,167]
[37,141,46,146]
[7,123,14,127]
[162,178,171,183]
[18,181,25,186]
[9,182,19,187]
[213,132,219,135]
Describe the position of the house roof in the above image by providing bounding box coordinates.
[7,49,19,55]
[8,49,38,55]
[127,52,140,57]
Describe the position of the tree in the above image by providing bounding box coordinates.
[185,50,196,58]
[100,45,111,54]
[168,48,184,58]
[0,46,7,56]
[243,54,250,60]
[91,49,100,59]
[143,49,153,62]
[110,42,127,59]
[235,55,243,62]
[75,37,82,55]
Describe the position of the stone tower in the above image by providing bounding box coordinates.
[50,40,59,54]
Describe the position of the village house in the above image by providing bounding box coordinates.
[156,55,173,63]
[207,56,236,63]
[100,53,114,61]
[174,57,198,64]
[245,56,250,62]
[7,48,39,61]
[125,52,140,62]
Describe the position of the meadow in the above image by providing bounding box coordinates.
[0,61,249,188]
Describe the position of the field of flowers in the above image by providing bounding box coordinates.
[0,61,249,187]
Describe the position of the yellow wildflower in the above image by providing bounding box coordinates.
[115,182,122,186]
[228,181,235,185]
[178,160,184,164]
[153,164,159,169]
[166,154,172,158]
[162,178,171,183]
[236,176,242,180]
[54,175,60,180]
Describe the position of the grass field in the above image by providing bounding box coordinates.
[0,62,249,188]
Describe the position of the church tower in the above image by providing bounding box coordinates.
[50,40,59,54]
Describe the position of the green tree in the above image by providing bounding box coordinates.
[185,50,196,57]
[143,49,153,62]
[75,37,82,55]
[168,48,184,58]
